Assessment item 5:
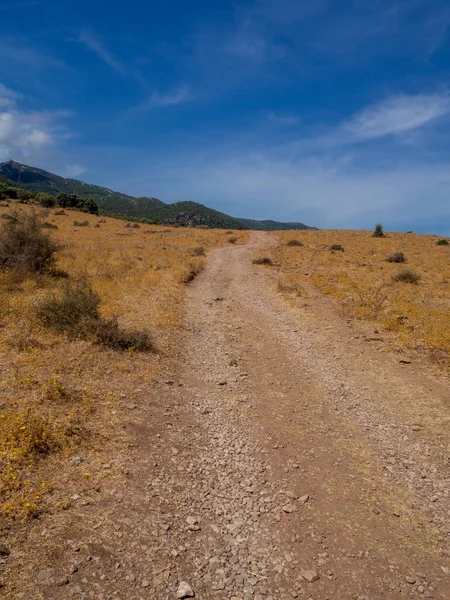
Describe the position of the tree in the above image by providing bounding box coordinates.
[372,223,385,238]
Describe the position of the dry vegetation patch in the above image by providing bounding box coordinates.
[0,203,245,526]
[272,229,450,364]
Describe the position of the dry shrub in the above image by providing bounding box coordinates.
[387,252,405,263]
[286,239,303,247]
[228,236,237,244]
[392,269,421,284]
[36,278,100,337]
[73,220,89,227]
[253,257,273,265]
[189,246,205,256]
[0,208,61,274]
[330,244,344,251]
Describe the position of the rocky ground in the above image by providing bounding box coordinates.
[1,232,449,599]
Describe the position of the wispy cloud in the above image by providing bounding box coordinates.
[142,85,195,110]
[77,29,125,75]
[343,93,450,142]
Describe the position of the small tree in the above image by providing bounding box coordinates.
[0,208,61,274]
[372,223,385,238]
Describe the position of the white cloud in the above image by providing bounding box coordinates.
[0,83,66,161]
[343,93,450,141]
[77,29,125,75]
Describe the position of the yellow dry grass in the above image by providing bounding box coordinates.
[271,229,450,363]
[0,204,247,523]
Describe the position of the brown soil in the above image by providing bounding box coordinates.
[2,231,449,600]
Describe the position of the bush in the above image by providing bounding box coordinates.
[36,279,100,337]
[73,220,89,227]
[94,318,154,351]
[131,223,140,229]
[372,223,385,237]
[330,244,344,251]
[228,237,237,244]
[41,221,58,230]
[387,252,405,263]
[53,209,66,216]
[37,278,154,351]
[0,208,61,274]
[189,246,205,256]
[392,269,421,284]
[437,239,449,246]
[286,239,304,247]
[252,257,273,265]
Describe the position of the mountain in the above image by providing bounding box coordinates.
[0,161,313,230]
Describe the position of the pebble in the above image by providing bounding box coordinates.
[298,494,310,504]
[70,456,84,466]
[57,576,69,587]
[141,579,151,588]
[0,545,10,557]
[176,581,195,598]
[301,570,320,583]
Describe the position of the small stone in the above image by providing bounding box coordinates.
[282,504,296,513]
[298,494,310,504]
[171,447,179,455]
[0,545,10,557]
[57,576,69,587]
[141,579,151,588]
[186,516,198,526]
[38,569,53,582]
[218,381,227,386]
[301,570,319,583]
[70,456,84,466]
[70,563,78,574]
[405,576,416,584]
[176,581,195,598]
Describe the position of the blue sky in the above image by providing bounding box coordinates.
[1,0,450,232]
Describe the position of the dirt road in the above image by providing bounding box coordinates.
[4,232,450,599]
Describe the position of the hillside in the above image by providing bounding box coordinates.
[0,161,312,230]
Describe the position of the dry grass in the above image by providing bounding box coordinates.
[0,204,247,524]
[272,229,450,364]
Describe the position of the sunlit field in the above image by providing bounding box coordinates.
[270,229,450,364]
[0,204,247,524]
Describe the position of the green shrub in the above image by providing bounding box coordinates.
[387,252,405,263]
[330,244,344,251]
[372,223,385,237]
[437,239,449,246]
[36,279,101,337]
[392,269,421,284]
[0,208,61,274]
[37,279,154,351]
[286,239,304,247]
[252,257,273,265]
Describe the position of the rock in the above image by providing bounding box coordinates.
[171,447,180,455]
[177,581,195,598]
[0,545,10,557]
[282,504,296,513]
[141,579,151,588]
[57,576,69,587]
[37,569,53,582]
[186,516,198,526]
[301,570,320,583]
[70,563,78,574]
[218,381,227,386]
[298,494,310,504]
[405,576,416,584]
[70,456,84,466]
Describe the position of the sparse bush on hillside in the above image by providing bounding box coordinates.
[0,208,61,274]
[228,236,237,244]
[372,223,385,238]
[132,223,140,229]
[253,257,273,265]
[189,246,205,256]
[73,220,89,227]
[387,251,405,263]
[94,223,101,228]
[286,239,304,247]
[36,279,101,337]
[37,278,154,351]
[437,239,449,246]
[41,221,58,230]
[53,209,66,216]
[392,269,421,284]
[225,230,234,234]
[330,244,344,251]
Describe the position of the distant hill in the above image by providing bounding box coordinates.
[0,161,313,230]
